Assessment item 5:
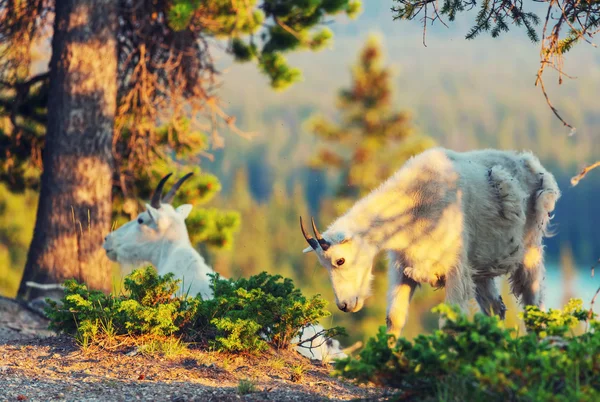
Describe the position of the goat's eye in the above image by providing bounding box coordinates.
[137,218,143,224]
[336,258,345,266]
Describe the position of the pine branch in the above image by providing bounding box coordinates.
[390,0,600,130]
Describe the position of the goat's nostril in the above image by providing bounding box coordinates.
[338,302,348,312]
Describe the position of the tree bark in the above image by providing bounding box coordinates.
[17,0,118,300]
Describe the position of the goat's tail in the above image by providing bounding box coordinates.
[523,153,561,238]
[535,178,561,238]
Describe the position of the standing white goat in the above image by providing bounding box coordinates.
[103,173,347,362]
[301,147,560,337]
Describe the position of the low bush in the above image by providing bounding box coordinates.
[46,267,343,354]
[46,267,198,347]
[194,272,344,352]
[333,299,600,401]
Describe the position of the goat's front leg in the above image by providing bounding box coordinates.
[440,260,474,329]
[474,277,507,319]
[386,253,418,338]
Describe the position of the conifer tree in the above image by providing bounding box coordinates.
[0,0,361,299]
[307,35,434,212]
[306,36,435,342]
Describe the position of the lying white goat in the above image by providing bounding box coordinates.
[301,147,560,337]
[291,322,358,363]
[104,173,214,299]
[104,173,347,362]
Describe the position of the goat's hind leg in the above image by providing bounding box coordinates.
[510,246,545,310]
[474,277,507,319]
[511,154,558,311]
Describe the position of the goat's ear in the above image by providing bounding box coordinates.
[302,246,315,254]
[175,204,193,219]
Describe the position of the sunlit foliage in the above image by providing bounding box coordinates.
[335,299,599,400]
[46,267,343,353]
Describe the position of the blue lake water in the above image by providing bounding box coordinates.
[536,263,599,312]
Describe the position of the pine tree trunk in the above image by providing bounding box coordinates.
[17,0,118,300]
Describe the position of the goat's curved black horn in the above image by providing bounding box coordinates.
[300,216,319,250]
[311,217,330,251]
[151,173,173,208]
[162,172,194,204]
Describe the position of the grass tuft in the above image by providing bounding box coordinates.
[237,378,257,395]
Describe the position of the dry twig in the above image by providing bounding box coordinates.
[571,161,600,186]
[586,285,600,332]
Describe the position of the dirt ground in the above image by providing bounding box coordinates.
[0,297,393,402]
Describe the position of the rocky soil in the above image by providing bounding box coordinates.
[0,297,392,402]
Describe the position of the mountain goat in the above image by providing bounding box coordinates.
[103,173,347,362]
[103,173,214,299]
[301,147,560,337]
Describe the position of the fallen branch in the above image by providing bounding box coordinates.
[25,281,65,291]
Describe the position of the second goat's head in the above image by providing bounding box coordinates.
[300,216,377,314]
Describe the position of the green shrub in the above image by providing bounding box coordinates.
[237,378,258,395]
[334,299,600,401]
[193,272,345,352]
[46,267,198,344]
[46,267,343,354]
[210,317,267,353]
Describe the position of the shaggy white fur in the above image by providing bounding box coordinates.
[301,147,560,337]
[104,202,214,299]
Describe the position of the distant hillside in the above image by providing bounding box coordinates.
[215,2,599,160]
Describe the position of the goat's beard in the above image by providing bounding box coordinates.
[353,298,366,312]
[105,248,118,262]
[105,248,152,272]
